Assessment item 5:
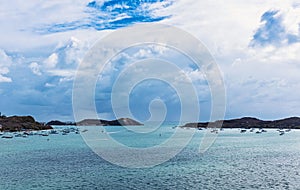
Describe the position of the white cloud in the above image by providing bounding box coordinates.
[44,53,58,68]
[0,49,12,65]
[29,62,42,76]
[45,83,55,87]
[59,36,89,66]
[0,49,12,82]
[47,69,75,77]
[0,75,12,83]
[248,42,300,64]
[0,0,300,120]
[280,4,300,35]
[157,0,300,119]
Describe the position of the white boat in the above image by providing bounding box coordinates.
[279,131,285,136]
[240,129,247,133]
[49,130,59,134]
[210,129,218,134]
[2,134,13,139]
[15,133,22,137]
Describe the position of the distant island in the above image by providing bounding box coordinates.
[47,118,143,126]
[0,115,52,132]
[2,115,300,132]
[181,117,300,129]
[0,115,143,132]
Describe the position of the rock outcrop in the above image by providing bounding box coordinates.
[0,115,52,132]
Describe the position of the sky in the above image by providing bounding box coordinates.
[0,0,300,122]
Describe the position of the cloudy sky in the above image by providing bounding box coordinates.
[0,0,300,122]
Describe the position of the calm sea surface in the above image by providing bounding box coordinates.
[1,126,300,190]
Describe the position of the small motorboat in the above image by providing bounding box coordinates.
[210,129,218,134]
[279,131,285,136]
[23,131,33,136]
[49,130,59,134]
[81,129,88,133]
[240,129,247,133]
[15,133,23,137]
[2,134,13,139]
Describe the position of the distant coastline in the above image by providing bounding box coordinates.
[47,118,143,126]
[181,117,300,129]
[0,116,143,132]
[2,114,300,132]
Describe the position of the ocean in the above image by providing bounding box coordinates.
[1,126,300,189]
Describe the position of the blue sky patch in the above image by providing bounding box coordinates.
[38,0,173,33]
[251,10,300,46]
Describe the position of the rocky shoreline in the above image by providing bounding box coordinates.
[0,115,52,132]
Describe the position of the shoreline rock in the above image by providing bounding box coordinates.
[0,115,52,132]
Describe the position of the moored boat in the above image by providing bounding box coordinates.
[240,129,247,133]
[15,133,22,137]
[2,134,13,139]
[49,130,59,134]
[279,131,285,136]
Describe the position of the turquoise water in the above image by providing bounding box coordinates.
[1,126,300,189]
